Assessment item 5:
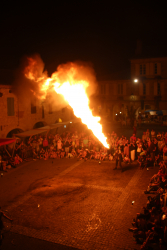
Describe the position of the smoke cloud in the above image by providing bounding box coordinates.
[12,54,98,111]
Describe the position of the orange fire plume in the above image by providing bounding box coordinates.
[24,57,109,148]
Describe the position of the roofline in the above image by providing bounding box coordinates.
[130,57,167,63]
[0,84,12,88]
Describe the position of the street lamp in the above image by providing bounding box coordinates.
[131,79,139,100]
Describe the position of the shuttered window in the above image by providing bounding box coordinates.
[7,97,15,116]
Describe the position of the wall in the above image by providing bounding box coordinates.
[0,85,72,138]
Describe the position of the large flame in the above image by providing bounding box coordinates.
[24,58,109,148]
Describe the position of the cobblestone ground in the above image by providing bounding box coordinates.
[2,158,159,250]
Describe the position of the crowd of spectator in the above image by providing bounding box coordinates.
[1,127,167,248]
[1,128,167,173]
[129,163,167,249]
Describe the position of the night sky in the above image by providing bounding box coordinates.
[0,1,166,80]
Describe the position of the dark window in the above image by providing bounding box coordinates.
[7,97,15,116]
[31,102,36,114]
[62,108,66,113]
[121,84,123,94]
[118,83,123,94]
[42,105,44,118]
[155,63,157,74]
[101,84,105,94]
[143,83,146,95]
[48,103,53,114]
[143,64,146,75]
[118,84,120,94]
[157,82,161,95]
[140,65,142,75]
[145,105,151,110]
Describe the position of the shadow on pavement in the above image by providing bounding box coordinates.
[2,232,80,250]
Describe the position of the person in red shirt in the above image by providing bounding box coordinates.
[43,137,48,150]
[130,134,136,142]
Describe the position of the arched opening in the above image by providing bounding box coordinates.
[6,128,24,138]
[33,121,47,129]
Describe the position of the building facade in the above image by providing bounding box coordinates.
[97,57,167,121]
[0,84,72,138]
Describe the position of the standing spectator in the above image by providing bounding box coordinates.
[151,129,156,140]
[149,140,156,161]
[130,141,136,161]
[130,134,136,142]
[146,129,150,139]
[38,135,43,150]
[43,136,48,150]
[64,138,72,157]
[52,136,57,149]
[124,143,129,157]
[142,132,147,141]
[137,141,142,157]
[114,149,123,172]
[36,141,40,156]
[57,138,62,151]
[163,144,167,161]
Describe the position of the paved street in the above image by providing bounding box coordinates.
[0,155,159,250]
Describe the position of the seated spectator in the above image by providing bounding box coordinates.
[141,141,148,155]
[71,148,76,157]
[43,150,49,160]
[100,148,108,161]
[123,154,130,164]
[137,155,145,169]
[14,154,22,165]
[8,157,16,168]
[32,148,39,160]
[145,156,154,169]
[95,151,100,160]
[144,176,163,194]
[60,149,65,158]
[40,148,45,159]
[79,149,87,160]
